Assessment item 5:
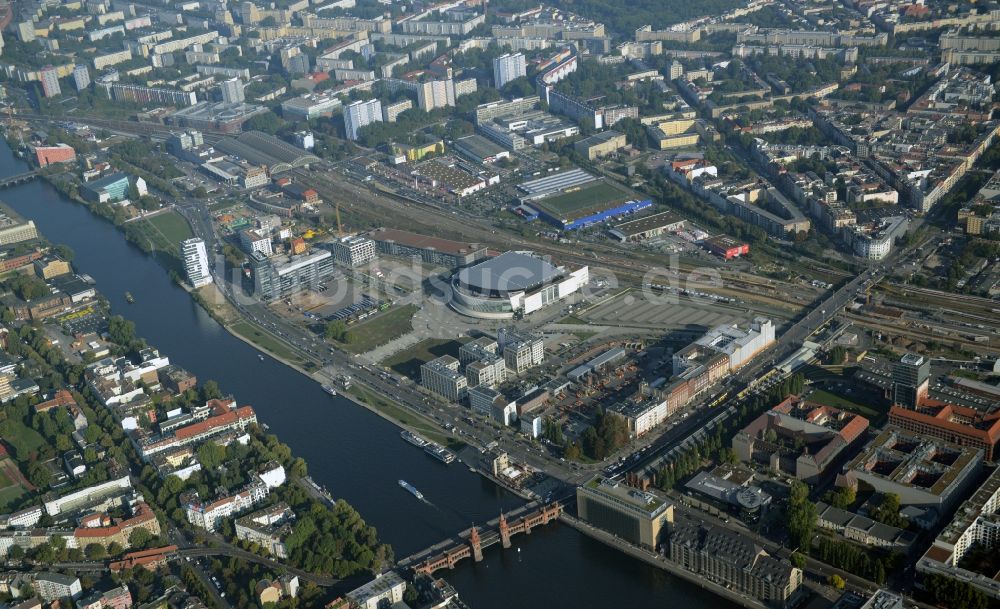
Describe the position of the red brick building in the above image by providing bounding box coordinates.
[888,401,1000,460]
[34,144,76,168]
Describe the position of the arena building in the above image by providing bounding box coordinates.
[450,251,588,319]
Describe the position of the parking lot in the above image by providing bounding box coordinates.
[582,290,747,331]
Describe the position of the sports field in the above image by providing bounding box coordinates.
[532,180,631,219]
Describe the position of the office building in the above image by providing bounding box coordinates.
[239,229,272,257]
[493,53,526,88]
[669,517,802,607]
[251,249,336,300]
[219,78,244,103]
[889,402,1000,461]
[81,173,131,204]
[281,92,342,120]
[329,234,377,267]
[39,66,61,98]
[577,476,673,549]
[574,130,627,160]
[421,355,468,402]
[72,65,90,91]
[499,328,544,374]
[180,238,213,288]
[609,398,671,437]
[465,355,507,389]
[344,572,406,609]
[733,395,869,482]
[343,98,382,141]
[892,352,930,408]
[837,428,982,527]
[370,227,487,269]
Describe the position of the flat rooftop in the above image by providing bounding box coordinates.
[581,476,668,517]
[613,210,685,236]
[454,134,507,160]
[371,227,485,257]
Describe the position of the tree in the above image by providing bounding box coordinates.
[85,543,107,560]
[826,346,847,365]
[244,111,285,135]
[8,545,24,560]
[325,320,350,343]
[128,528,152,549]
[403,586,419,605]
[52,244,75,261]
[787,481,816,550]
[790,552,806,569]
[830,486,855,509]
[871,493,906,528]
[827,574,845,590]
[290,457,308,478]
[198,442,226,470]
[202,380,222,400]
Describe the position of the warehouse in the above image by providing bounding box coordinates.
[702,235,749,259]
[609,211,687,241]
[454,134,510,164]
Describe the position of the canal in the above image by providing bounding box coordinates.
[0,142,729,609]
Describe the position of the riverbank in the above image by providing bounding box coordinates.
[1,138,750,609]
[38,164,464,462]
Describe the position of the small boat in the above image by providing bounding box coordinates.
[258,354,265,361]
[124,292,135,303]
[323,384,338,396]
[399,479,424,501]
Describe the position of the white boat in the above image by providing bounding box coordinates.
[401,430,429,448]
[399,479,424,501]
[258,354,265,361]
[323,385,338,396]
[424,443,456,464]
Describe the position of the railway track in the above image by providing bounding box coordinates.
[295,168,818,303]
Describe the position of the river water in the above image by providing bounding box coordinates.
[0,141,729,608]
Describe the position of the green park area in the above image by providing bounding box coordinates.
[334,304,419,354]
[125,210,195,273]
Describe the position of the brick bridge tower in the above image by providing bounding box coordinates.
[499,512,511,549]
[469,525,483,562]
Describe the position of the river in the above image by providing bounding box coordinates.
[0,141,730,609]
